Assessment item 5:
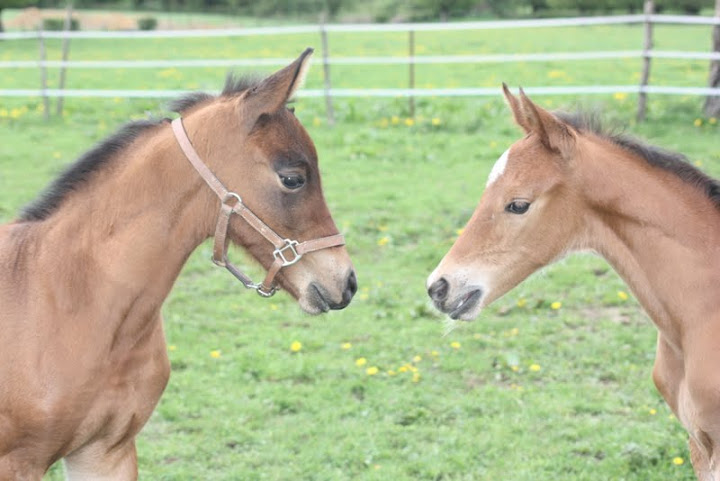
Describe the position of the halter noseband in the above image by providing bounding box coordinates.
[171,118,345,297]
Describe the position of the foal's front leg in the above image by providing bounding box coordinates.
[63,440,138,481]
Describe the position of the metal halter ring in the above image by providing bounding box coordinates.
[222,192,242,208]
[273,239,302,267]
[255,284,279,298]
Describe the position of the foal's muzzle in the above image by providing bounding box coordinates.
[309,270,358,312]
[428,277,483,320]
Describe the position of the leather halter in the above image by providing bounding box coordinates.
[171,118,345,297]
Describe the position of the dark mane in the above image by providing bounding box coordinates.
[556,111,720,210]
[20,120,160,221]
[168,73,262,114]
[20,74,265,222]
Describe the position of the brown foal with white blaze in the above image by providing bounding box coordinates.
[0,48,356,480]
[427,85,720,480]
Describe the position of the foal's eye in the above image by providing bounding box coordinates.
[280,175,305,190]
[506,200,531,214]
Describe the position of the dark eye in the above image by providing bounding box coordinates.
[280,175,305,190]
[506,200,530,214]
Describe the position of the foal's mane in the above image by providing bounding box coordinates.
[556,111,720,210]
[20,74,261,222]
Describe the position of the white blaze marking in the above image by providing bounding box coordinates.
[486,148,510,187]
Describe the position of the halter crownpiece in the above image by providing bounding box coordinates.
[171,117,345,297]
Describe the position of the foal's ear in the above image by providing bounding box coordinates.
[241,47,313,127]
[517,88,575,156]
[502,84,575,157]
[502,83,527,131]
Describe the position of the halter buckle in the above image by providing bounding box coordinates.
[273,239,302,267]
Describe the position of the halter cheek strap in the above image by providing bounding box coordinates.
[171,118,345,297]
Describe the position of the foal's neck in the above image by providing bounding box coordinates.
[31,118,219,343]
[579,138,720,350]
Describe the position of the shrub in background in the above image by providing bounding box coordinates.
[42,17,80,30]
[137,16,158,30]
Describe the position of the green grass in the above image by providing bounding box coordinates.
[1,16,719,481]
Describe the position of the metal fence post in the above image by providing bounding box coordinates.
[320,16,335,126]
[636,0,654,122]
[409,29,415,118]
[703,0,720,117]
[38,27,50,121]
[57,1,74,118]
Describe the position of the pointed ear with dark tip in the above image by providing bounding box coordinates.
[502,83,530,133]
[517,88,576,157]
[240,47,314,128]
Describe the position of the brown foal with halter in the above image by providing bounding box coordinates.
[0,49,356,480]
[427,86,720,480]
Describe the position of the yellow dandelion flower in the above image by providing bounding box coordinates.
[398,365,408,373]
[409,365,418,373]
[355,357,367,367]
[431,350,439,357]
[450,341,461,349]
[511,365,519,372]
[53,152,62,159]
[210,350,221,358]
[455,228,465,236]
[168,344,177,351]
[709,117,717,125]
[312,117,322,127]
[617,291,629,301]
[387,370,396,376]
[510,327,519,336]
[377,236,390,246]
[413,355,422,363]
[10,108,22,119]
[649,408,657,415]
[694,118,703,127]
[673,457,684,465]
[550,301,562,310]
[366,366,379,376]
[694,160,704,167]
[404,118,415,127]
[517,298,527,308]
[391,115,400,125]
[113,97,122,104]
[613,92,628,101]
[341,342,352,350]
[489,140,498,148]
[412,372,421,383]
[547,70,566,79]
[431,117,441,126]
[359,292,369,300]
[529,364,541,372]
[290,341,302,352]
[270,303,279,311]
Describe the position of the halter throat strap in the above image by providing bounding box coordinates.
[171,117,345,297]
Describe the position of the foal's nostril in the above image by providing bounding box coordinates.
[343,270,358,302]
[428,277,449,303]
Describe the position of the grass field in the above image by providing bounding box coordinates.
[1,14,719,481]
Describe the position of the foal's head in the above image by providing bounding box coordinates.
[427,85,584,320]
[177,49,356,314]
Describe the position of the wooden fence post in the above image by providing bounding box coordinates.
[38,27,49,121]
[56,1,74,118]
[408,29,415,118]
[320,15,335,127]
[636,0,654,123]
[703,0,720,117]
